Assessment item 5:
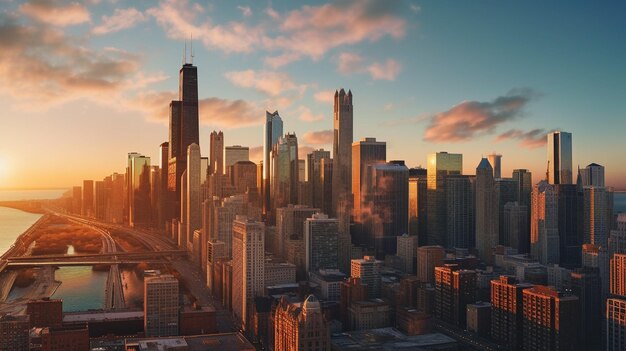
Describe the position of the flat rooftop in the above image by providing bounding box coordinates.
[127,333,255,351]
[63,310,143,323]
[331,328,457,351]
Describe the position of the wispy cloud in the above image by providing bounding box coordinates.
[496,128,550,149]
[423,89,535,143]
[302,130,333,145]
[92,7,146,35]
[337,53,402,80]
[314,90,335,104]
[237,5,252,17]
[225,70,306,97]
[367,59,401,81]
[20,0,91,27]
[297,106,325,122]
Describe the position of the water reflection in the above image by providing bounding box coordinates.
[52,266,107,312]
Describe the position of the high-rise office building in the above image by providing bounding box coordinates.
[583,186,613,247]
[434,264,477,327]
[408,167,428,245]
[320,158,334,216]
[225,145,249,171]
[94,180,107,220]
[352,137,386,246]
[475,158,497,263]
[72,186,82,215]
[555,183,583,267]
[271,133,299,211]
[522,285,579,351]
[582,244,610,300]
[129,154,151,227]
[159,142,171,228]
[397,233,418,274]
[427,152,462,247]
[547,131,573,185]
[490,276,533,351]
[276,205,319,259]
[417,245,445,284]
[168,63,200,215]
[570,268,602,349]
[606,297,626,351]
[495,178,518,244]
[531,180,560,265]
[609,213,626,257]
[263,111,283,215]
[351,256,382,298]
[209,131,224,175]
[186,143,201,258]
[445,175,474,249]
[304,213,339,273]
[26,298,63,328]
[365,161,409,256]
[611,253,626,296]
[144,274,179,337]
[232,216,265,330]
[487,153,502,179]
[580,163,605,187]
[0,314,29,351]
[82,180,94,217]
[503,202,529,253]
[332,89,353,231]
[306,149,331,210]
[273,295,330,351]
[231,160,257,195]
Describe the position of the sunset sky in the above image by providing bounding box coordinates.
[0,0,625,189]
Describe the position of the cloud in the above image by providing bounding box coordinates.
[20,0,91,27]
[265,7,280,20]
[314,90,335,104]
[423,90,535,143]
[410,4,421,14]
[302,130,333,145]
[237,5,252,17]
[0,13,151,107]
[92,7,147,35]
[298,106,325,122]
[338,53,364,74]
[298,146,316,157]
[273,0,406,63]
[225,70,305,97]
[496,128,549,149]
[367,59,401,81]
[147,0,264,53]
[336,53,401,80]
[383,103,394,111]
[130,90,263,129]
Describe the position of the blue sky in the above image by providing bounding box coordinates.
[0,0,625,189]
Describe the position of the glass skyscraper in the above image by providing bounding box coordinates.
[547,131,573,185]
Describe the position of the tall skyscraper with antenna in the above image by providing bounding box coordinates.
[168,43,200,218]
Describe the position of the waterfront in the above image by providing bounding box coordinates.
[0,207,42,256]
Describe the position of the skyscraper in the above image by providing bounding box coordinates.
[129,154,151,227]
[209,131,224,175]
[144,274,179,337]
[583,186,613,247]
[580,162,605,187]
[159,142,171,228]
[273,295,330,351]
[396,233,418,274]
[503,202,529,253]
[82,180,94,217]
[522,286,579,351]
[487,153,502,179]
[306,149,331,210]
[555,183,583,267]
[224,145,250,172]
[427,152,462,247]
[351,137,386,246]
[531,180,560,265]
[495,178,519,244]
[475,158,497,263]
[570,268,602,349]
[610,253,626,297]
[351,256,382,298]
[606,297,626,351]
[168,62,200,215]
[271,133,299,211]
[186,143,201,257]
[547,131,573,185]
[490,276,533,351]
[304,213,339,273]
[445,175,475,249]
[366,161,408,256]
[417,245,445,284]
[434,264,477,327]
[232,215,265,330]
[332,89,353,229]
[263,111,283,215]
[408,167,428,244]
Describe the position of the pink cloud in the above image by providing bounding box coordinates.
[20,0,90,27]
[298,106,325,122]
[314,90,335,104]
[424,90,534,143]
[496,128,549,149]
[92,7,147,35]
[337,53,364,74]
[302,130,333,145]
[367,59,401,81]
[237,6,252,17]
[224,70,300,96]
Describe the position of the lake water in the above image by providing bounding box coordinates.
[0,189,68,201]
[614,192,626,213]
[0,207,42,255]
[52,266,107,312]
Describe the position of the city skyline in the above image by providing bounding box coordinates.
[1,1,625,190]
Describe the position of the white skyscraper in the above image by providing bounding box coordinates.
[232,215,265,331]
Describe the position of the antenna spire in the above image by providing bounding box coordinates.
[190,33,194,64]
[184,37,187,64]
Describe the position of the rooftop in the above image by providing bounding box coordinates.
[331,328,456,351]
